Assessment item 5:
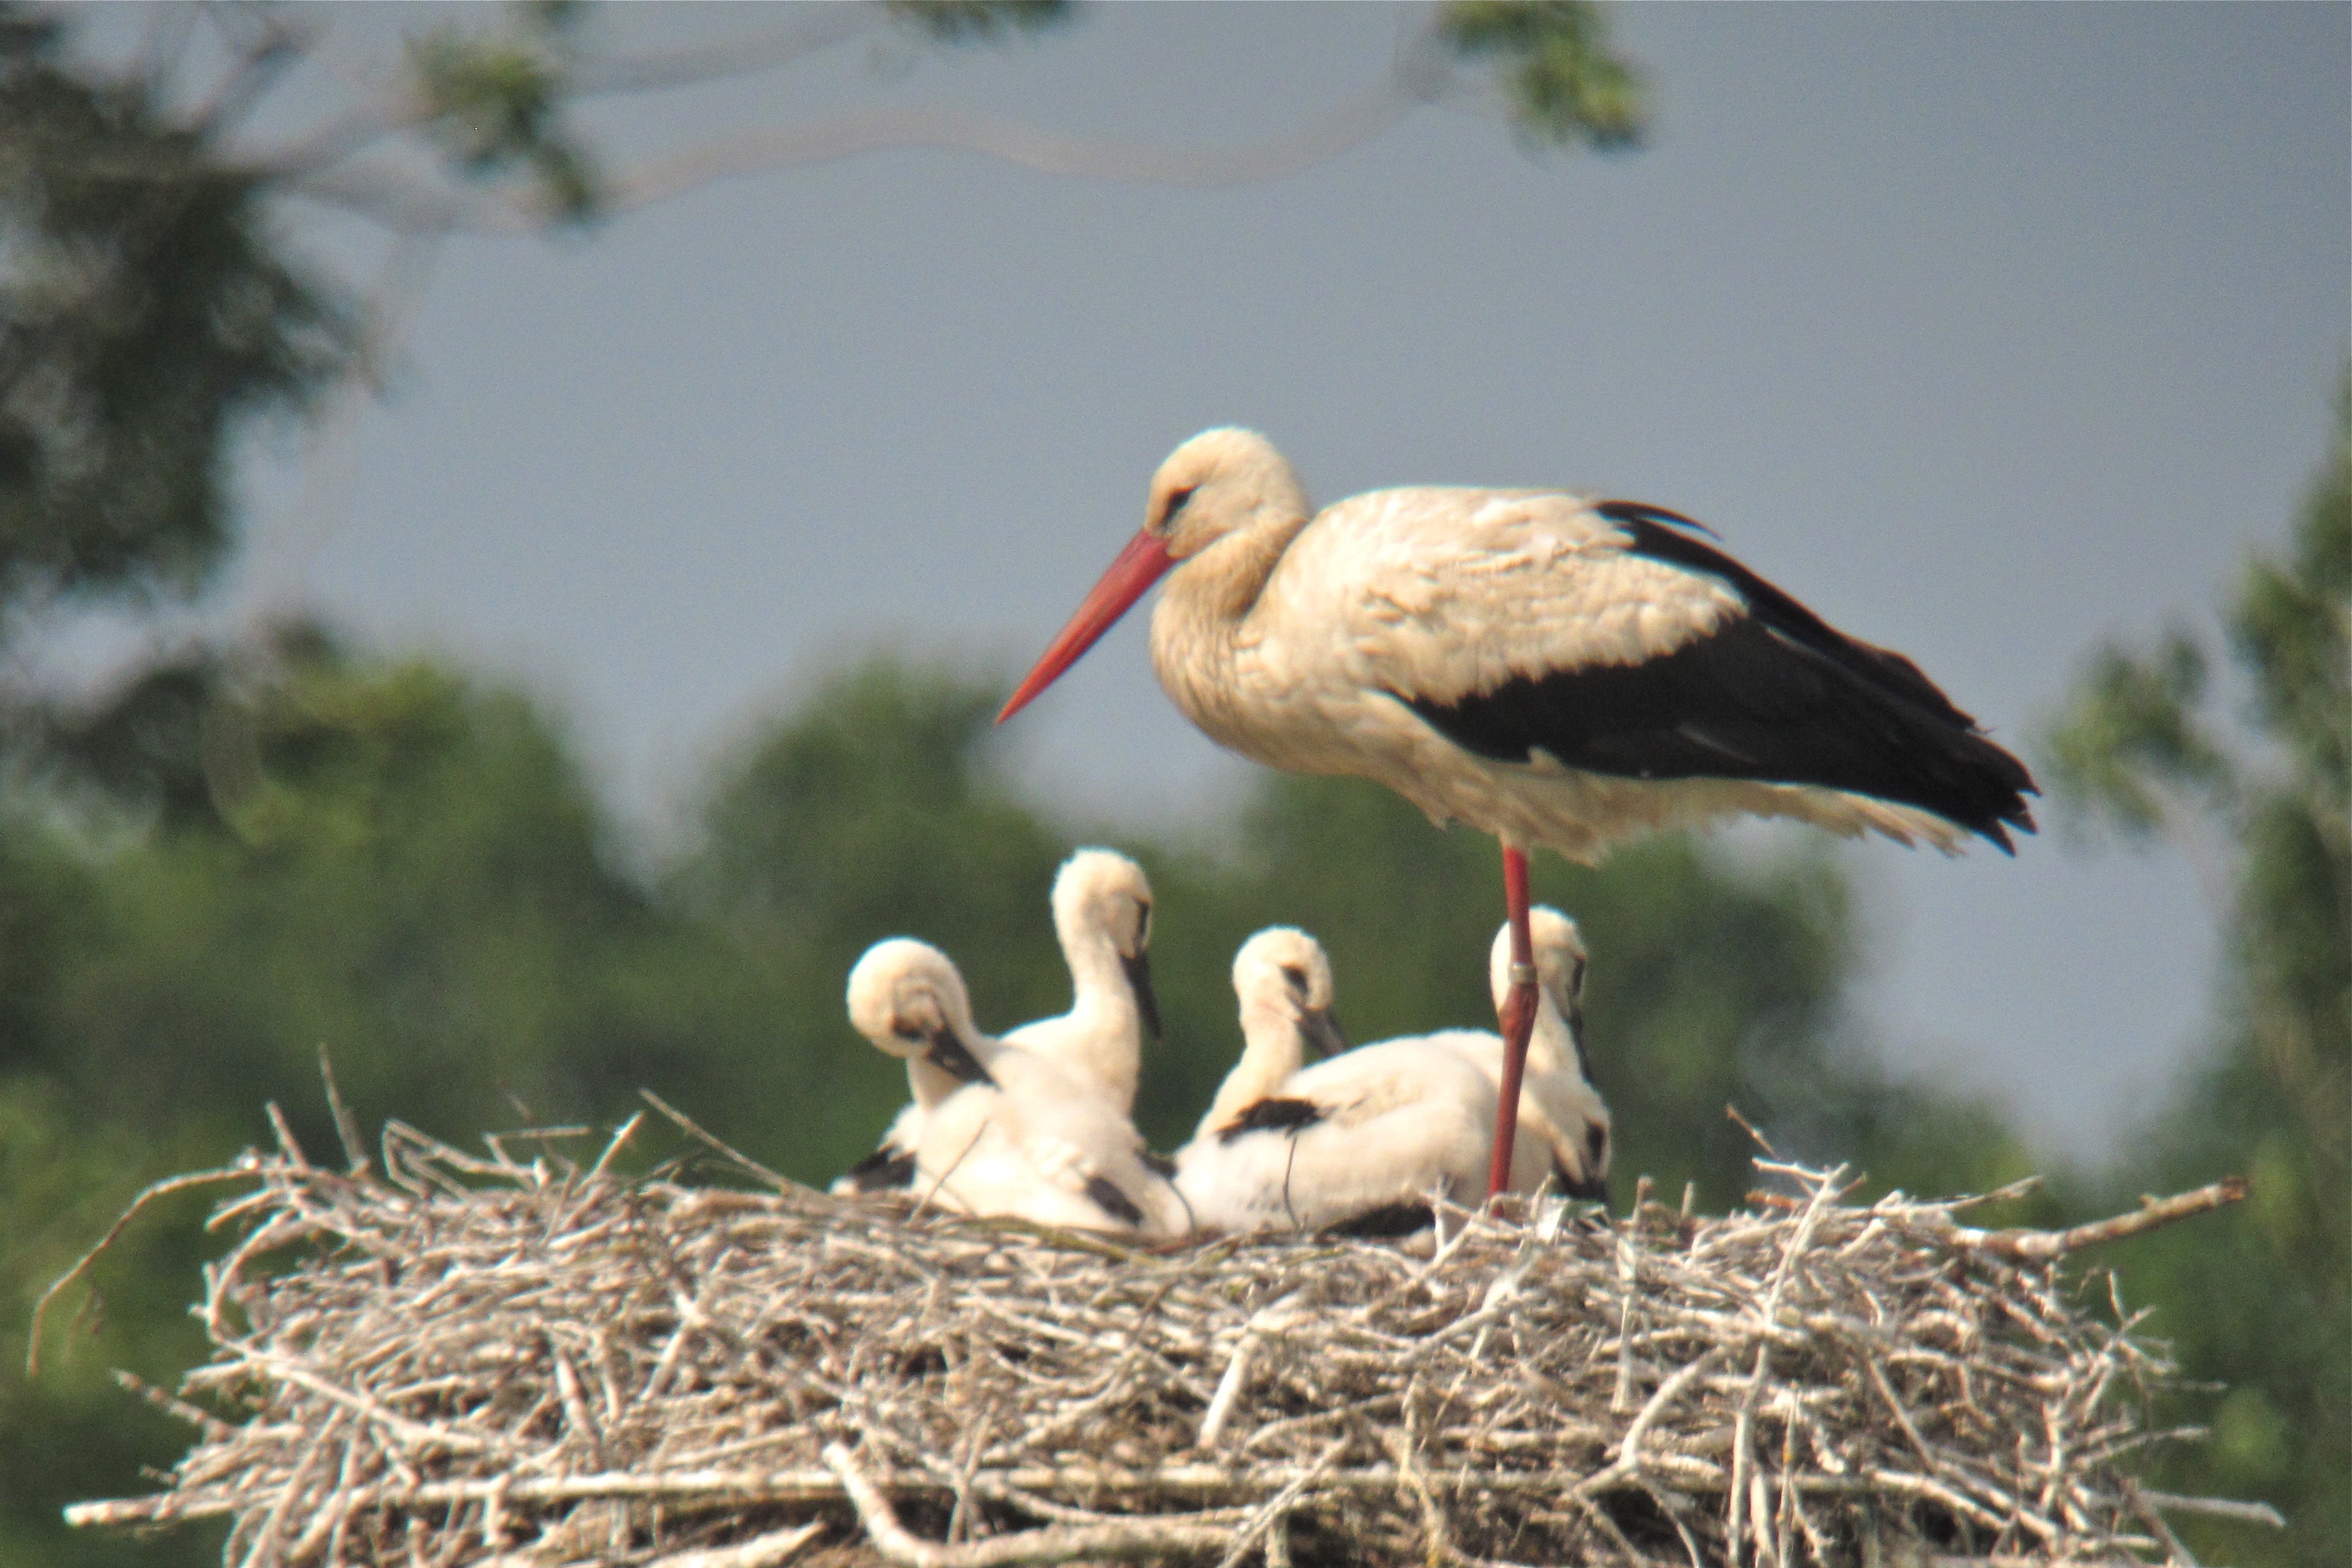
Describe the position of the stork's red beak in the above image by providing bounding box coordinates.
[997,528,1175,723]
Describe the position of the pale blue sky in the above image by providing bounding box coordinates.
[62,3,2352,1161]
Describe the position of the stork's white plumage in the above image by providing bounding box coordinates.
[1000,427,2036,1195]
[1184,927,1351,1146]
[834,937,1188,1236]
[999,848,1160,1115]
[1431,908,1612,1203]
[833,849,1155,1190]
[832,937,995,1196]
[1174,927,1499,1236]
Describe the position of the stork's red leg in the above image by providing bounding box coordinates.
[1486,844,1538,1200]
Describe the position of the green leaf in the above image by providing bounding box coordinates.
[882,1,1075,46]
[1436,1,1649,152]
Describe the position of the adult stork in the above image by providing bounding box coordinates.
[997,428,2036,1197]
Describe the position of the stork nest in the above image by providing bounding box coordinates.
[51,1097,2258,1568]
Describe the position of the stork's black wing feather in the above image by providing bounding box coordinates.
[839,1146,917,1192]
[1551,1158,1610,1206]
[1217,1096,1325,1142]
[1399,502,2037,849]
[1322,1201,1435,1239]
[1083,1175,1146,1228]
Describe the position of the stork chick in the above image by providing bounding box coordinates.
[836,937,1188,1237]
[1432,908,1612,1204]
[1175,928,1498,1236]
[1001,847,1161,1116]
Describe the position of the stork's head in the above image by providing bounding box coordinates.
[1144,427,1311,563]
[845,937,981,1066]
[1052,847,1161,1039]
[997,428,1309,724]
[1489,907,1591,1050]
[1487,908,1612,1202]
[1231,925,1348,1063]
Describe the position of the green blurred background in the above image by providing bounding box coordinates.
[0,5,2342,1565]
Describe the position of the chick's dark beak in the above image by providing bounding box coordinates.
[925,1025,994,1088]
[1302,1006,1351,1061]
[1120,948,1162,1043]
[1554,1166,1611,1208]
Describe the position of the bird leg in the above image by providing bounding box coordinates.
[1486,845,1538,1200]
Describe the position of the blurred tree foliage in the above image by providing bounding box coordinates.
[0,10,355,634]
[1436,1,1647,150]
[2043,378,2349,1568]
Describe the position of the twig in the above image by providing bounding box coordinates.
[1724,1104,1779,1157]
[318,1047,370,1176]
[2135,1491,2287,1529]
[823,1444,1235,1566]
[1211,1438,1348,1568]
[638,1088,798,1194]
[28,1164,258,1375]
[1955,1179,2248,1260]
[1198,1292,1307,1450]
[2125,1478,2203,1568]
[642,1521,828,1568]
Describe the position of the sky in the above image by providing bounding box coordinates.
[57,3,2352,1163]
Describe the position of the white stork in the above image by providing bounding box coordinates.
[832,939,994,1197]
[998,427,2035,1197]
[999,847,1161,1115]
[834,848,1155,1188]
[1435,908,1612,1204]
[837,937,1189,1236]
[1173,926,1500,1236]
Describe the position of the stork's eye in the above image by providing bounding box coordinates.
[1279,963,1310,998]
[1159,485,1198,529]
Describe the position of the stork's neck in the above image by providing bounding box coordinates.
[1195,995,1306,1140]
[1059,912,1140,1030]
[1523,990,1585,1086]
[1150,510,1309,752]
[1169,505,1306,629]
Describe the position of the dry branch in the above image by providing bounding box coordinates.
[54,1125,2262,1567]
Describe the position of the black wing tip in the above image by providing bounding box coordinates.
[1947,743,2039,854]
[1083,1174,1146,1228]
[1139,1148,1179,1179]
[1322,1201,1436,1239]
[1217,1096,1325,1142]
[1595,498,1721,541]
[840,1146,918,1192]
[1976,796,2039,856]
[1551,1161,1611,1207]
